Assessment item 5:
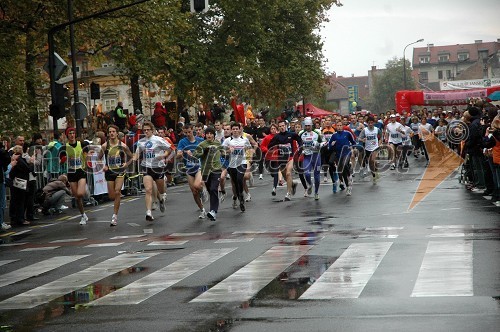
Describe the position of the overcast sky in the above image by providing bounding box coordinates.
[319,0,500,77]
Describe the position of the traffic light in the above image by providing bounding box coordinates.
[90,82,100,100]
[51,83,70,119]
[190,0,209,13]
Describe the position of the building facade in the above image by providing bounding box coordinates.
[412,39,500,91]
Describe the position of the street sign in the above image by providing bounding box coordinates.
[43,52,68,81]
[71,102,88,120]
[348,85,359,113]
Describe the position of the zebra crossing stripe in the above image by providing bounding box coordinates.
[191,245,312,303]
[89,248,237,306]
[0,253,158,310]
[0,260,18,267]
[299,242,393,299]
[411,240,473,297]
[0,255,89,288]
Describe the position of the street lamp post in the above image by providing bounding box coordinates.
[403,38,424,90]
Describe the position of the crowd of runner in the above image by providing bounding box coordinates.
[1,101,499,230]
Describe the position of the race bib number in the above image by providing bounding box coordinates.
[68,157,82,169]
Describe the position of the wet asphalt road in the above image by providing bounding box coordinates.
[0,156,499,332]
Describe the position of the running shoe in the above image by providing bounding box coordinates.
[110,215,118,227]
[272,188,276,196]
[232,198,238,209]
[79,213,88,225]
[307,184,312,195]
[346,186,352,196]
[304,190,309,197]
[373,172,379,184]
[339,183,345,191]
[1,222,11,230]
[285,193,291,201]
[159,193,166,212]
[278,180,285,187]
[199,208,207,219]
[323,176,328,183]
[259,174,263,180]
[245,193,252,202]
[314,193,319,200]
[146,210,154,222]
[291,182,297,196]
[390,164,396,170]
[240,201,245,212]
[207,210,217,221]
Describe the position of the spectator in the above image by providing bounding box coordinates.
[114,101,127,131]
[0,141,11,230]
[180,107,191,125]
[42,175,71,214]
[9,145,33,227]
[152,101,167,128]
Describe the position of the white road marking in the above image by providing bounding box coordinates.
[50,238,87,243]
[0,255,88,288]
[0,253,158,309]
[299,242,393,299]
[89,248,236,305]
[411,240,473,297]
[85,243,124,248]
[191,245,312,303]
[20,247,60,252]
[0,260,18,267]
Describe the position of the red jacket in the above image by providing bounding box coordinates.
[152,102,167,128]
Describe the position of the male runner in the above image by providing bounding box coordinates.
[133,121,172,221]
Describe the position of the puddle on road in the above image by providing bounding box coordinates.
[0,266,148,331]
[250,255,337,303]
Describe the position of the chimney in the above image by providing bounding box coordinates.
[497,38,500,43]
[427,44,433,52]
[351,74,354,77]
[475,40,482,44]
[371,65,376,72]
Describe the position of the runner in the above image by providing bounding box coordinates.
[61,127,89,225]
[358,117,382,184]
[99,125,134,226]
[418,117,434,166]
[176,124,207,218]
[260,123,279,195]
[321,116,339,191]
[222,122,252,211]
[218,123,232,203]
[299,117,323,200]
[400,118,414,169]
[132,121,173,222]
[193,126,222,221]
[384,114,405,170]
[268,120,303,201]
[328,120,356,196]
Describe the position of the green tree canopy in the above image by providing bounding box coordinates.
[368,56,416,114]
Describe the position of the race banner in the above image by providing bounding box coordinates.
[440,78,500,90]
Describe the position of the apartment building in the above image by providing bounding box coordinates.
[412,39,500,91]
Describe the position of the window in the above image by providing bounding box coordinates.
[104,99,116,113]
[438,71,443,79]
[438,54,449,63]
[458,53,469,61]
[478,50,488,60]
[420,72,428,82]
[446,70,452,79]
[419,56,430,64]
